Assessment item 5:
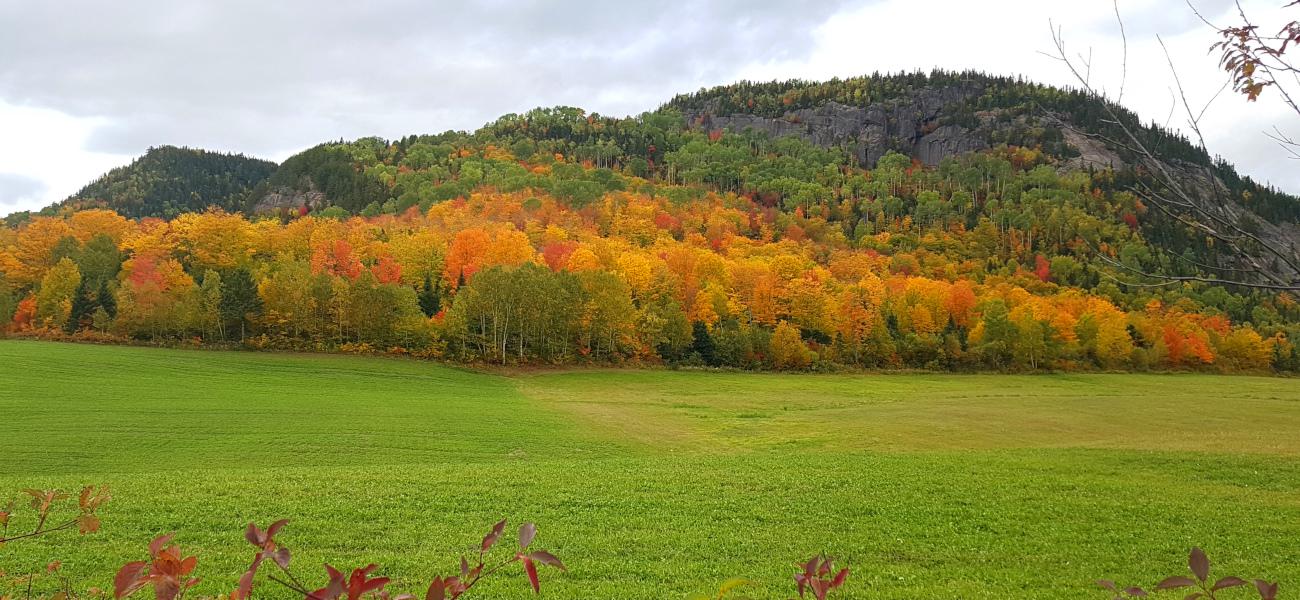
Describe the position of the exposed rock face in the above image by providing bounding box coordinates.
[684,85,988,167]
[252,184,327,214]
[913,124,986,166]
[684,85,1300,282]
[1059,126,1126,172]
[1164,160,1300,281]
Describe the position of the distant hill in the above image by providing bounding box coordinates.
[667,72,1300,216]
[5,72,1300,372]
[234,71,1298,286]
[60,146,277,219]
[26,71,1300,286]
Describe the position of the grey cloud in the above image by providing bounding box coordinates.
[1112,0,1237,37]
[0,0,852,159]
[0,173,47,208]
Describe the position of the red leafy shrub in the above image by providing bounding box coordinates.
[230,518,565,600]
[1098,547,1278,600]
[113,534,200,600]
[0,485,109,545]
[0,487,1285,600]
[793,555,849,600]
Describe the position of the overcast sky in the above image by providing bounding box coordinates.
[1,0,1296,214]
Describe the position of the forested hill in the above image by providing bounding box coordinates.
[3,71,1300,372]
[222,72,1300,284]
[56,146,277,220]
[661,72,1300,283]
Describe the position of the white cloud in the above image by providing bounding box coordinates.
[0,100,131,209]
[0,0,1296,214]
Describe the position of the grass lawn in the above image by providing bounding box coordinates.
[1,340,1297,599]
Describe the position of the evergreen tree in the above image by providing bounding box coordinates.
[691,321,717,366]
[65,279,95,334]
[97,280,117,319]
[418,272,441,317]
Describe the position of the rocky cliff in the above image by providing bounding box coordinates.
[682,85,993,167]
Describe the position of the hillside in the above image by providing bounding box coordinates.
[664,72,1300,281]
[2,72,1299,372]
[58,145,277,219]
[239,72,1300,284]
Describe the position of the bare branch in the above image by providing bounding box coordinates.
[1044,16,1300,291]
[1264,125,1300,159]
[1114,0,1128,104]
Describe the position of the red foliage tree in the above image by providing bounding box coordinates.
[312,240,364,280]
[371,255,402,284]
[1034,255,1051,282]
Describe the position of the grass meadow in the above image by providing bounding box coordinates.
[1,340,1298,598]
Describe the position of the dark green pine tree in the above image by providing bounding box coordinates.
[691,321,717,366]
[97,280,117,318]
[418,272,441,317]
[65,279,95,334]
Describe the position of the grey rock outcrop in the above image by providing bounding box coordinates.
[252,184,328,214]
[684,85,988,167]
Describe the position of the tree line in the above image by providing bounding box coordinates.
[2,140,1296,371]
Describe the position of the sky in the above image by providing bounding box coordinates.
[1,0,1296,214]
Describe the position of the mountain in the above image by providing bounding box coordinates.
[60,146,277,219]
[233,71,1298,286]
[4,71,1300,371]
[16,71,1300,288]
[663,72,1300,280]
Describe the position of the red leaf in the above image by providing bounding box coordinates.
[526,551,566,571]
[481,519,506,554]
[362,576,390,595]
[809,578,829,600]
[1254,579,1278,600]
[179,556,197,576]
[518,522,536,550]
[154,578,180,600]
[114,561,147,599]
[236,570,256,600]
[1097,580,1117,591]
[77,514,101,534]
[523,558,539,594]
[425,576,445,600]
[325,564,343,580]
[1212,576,1246,591]
[313,564,346,600]
[831,568,849,588]
[1157,576,1196,590]
[266,519,289,538]
[244,523,262,546]
[1124,587,1148,597]
[271,547,291,569]
[1189,548,1209,582]
[149,534,175,558]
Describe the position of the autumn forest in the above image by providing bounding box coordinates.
[2,73,1299,373]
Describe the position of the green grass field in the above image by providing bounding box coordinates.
[1,340,1298,599]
